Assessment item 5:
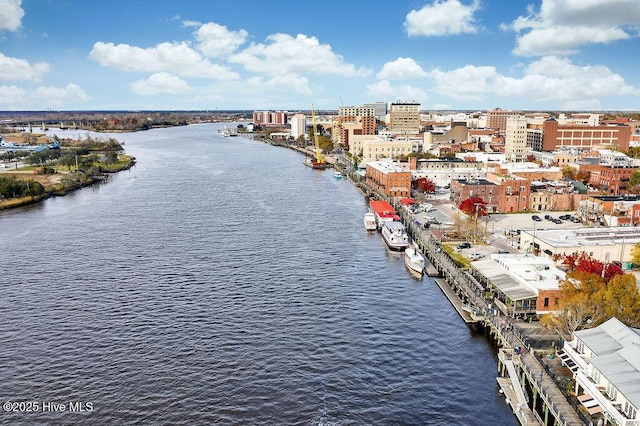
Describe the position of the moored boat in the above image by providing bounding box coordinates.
[369,200,400,230]
[404,246,425,276]
[381,221,410,251]
[363,211,377,231]
[333,171,343,179]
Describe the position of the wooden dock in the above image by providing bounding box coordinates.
[424,257,439,277]
[434,278,477,323]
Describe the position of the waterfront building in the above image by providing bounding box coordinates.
[542,117,631,152]
[348,135,414,167]
[470,253,564,318]
[253,110,288,126]
[560,317,640,425]
[519,226,640,265]
[334,105,376,149]
[365,159,412,198]
[289,113,306,140]
[389,101,420,135]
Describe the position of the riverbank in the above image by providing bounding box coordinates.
[0,155,136,211]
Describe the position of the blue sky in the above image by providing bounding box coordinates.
[1,0,640,111]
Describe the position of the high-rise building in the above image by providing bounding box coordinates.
[289,113,306,140]
[487,108,520,134]
[335,105,376,149]
[505,117,528,162]
[253,110,288,126]
[389,101,420,134]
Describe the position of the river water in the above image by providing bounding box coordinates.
[0,123,515,425]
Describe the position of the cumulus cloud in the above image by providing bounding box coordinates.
[33,83,89,107]
[229,33,369,77]
[0,0,24,32]
[193,22,248,58]
[366,80,428,104]
[89,41,239,79]
[0,52,49,81]
[506,0,640,56]
[405,0,481,37]
[377,57,427,80]
[0,85,25,105]
[130,72,189,95]
[247,74,312,95]
[426,56,640,108]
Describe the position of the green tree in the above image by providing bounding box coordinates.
[58,153,77,171]
[561,165,576,179]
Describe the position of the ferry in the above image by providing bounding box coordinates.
[404,246,425,276]
[369,200,400,230]
[381,221,410,251]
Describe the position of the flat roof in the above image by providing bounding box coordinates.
[472,254,563,301]
[522,226,640,248]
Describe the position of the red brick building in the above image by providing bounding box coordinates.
[542,118,631,151]
[588,165,639,195]
[365,160,412,198]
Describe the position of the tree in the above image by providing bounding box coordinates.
[58,153,77,171]
[561,165,576,179]
[602,273,640,327]
[459,197,487,217]
[413,177,436,193]
[541,270,605,341]
[555,251,623,282]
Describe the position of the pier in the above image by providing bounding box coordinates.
[387,194,585,425]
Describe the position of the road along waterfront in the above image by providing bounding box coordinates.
[0,123,516,425]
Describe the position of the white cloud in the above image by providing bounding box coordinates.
[33,83,89,107]
[429,64,500,100]
[0,52,49,81]
[0,85,25,105]
[507,0,640,56]
[366,80,428,104]
[193,22,248,58]
[89,41,239,79]
[426,56,640,108]
[229,33,369,77]
[130,72,189,95]
[247,74,312,95]
[0,0,24,32]
[405,0,481,37]
[377,57,427,80]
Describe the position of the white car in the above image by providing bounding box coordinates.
[467,253,485,260]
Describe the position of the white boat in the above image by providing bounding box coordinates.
[404,247,425,276]
[380,221,410,251]
[364,211,377,231]
[333,171,343,179]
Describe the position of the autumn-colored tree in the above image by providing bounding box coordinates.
[458,197,488,217]
[555,252,623,282]
[541,270,605,341]
[574,170,590,184]
[413,177,436,193]
[601,273,640,327]
[561,165,576,179]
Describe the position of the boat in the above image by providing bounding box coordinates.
[304,156,330,169]
[333,171,343,179]
[363,211,377,231]
[369,200,401,230]
[380,221,410,251]
[404,246,425,276]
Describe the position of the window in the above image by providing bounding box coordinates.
[606,382,618,400]
[543,297,549,307]
[624,401,637,419]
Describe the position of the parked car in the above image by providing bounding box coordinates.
[532,215,542,221]
[571,217,581,223]
[456,242,471,250]
[544,214,553,221]
[467,253,485,260]
[553,218,563,224]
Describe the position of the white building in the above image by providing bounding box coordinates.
[560,317,640,425]
[505,116,528,162]
[289,113,306,140]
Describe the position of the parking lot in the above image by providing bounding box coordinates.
[408,197,584,259]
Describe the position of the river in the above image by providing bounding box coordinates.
[0,123,516,425]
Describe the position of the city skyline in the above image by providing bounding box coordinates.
[1,0,640,111]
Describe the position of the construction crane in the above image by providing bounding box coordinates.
[305,104,328,169]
